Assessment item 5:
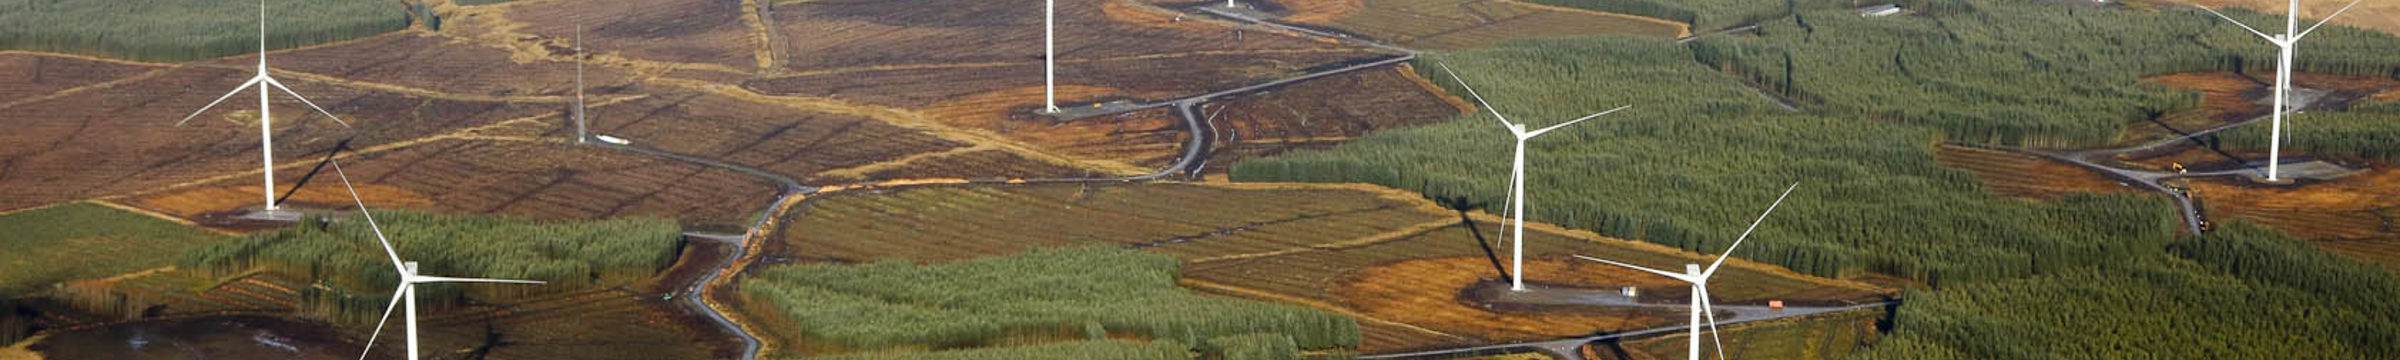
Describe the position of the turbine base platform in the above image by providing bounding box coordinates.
[2240,160,2361,185]
[1042,100,1146,122]
[231,207,306,222]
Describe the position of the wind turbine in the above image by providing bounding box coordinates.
[2197,0,2367,181]
[327,160,544,360]
[1043,0,1060,113]
[572,23,588,144]
[175,0,352,213]
[1439,63,1629,291]
[1575,182,1797,360]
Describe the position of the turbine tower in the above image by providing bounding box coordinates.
[2198,0,2366,181]
[329,160,544,360]
[1576,182,1798,360]
[175,0,351,213]
[1043,0,1060,113]
[573,23,588,144]
[1440,64,1629,291]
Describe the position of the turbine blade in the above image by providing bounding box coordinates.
[2198,6,2281,43]
[2296,0,2367,40]
[1524,105,1630,138]
[1701,288,1726,360]
[265,78,351,128]
[331,159,410,276]
[411,275,546,285]
[1704,182,1799,279]
[175,77,263,126]
[356,283,408,360]
[1435,63,1519,129]
[1573,255,1693,282]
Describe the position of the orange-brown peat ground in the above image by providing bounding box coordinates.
[2183,167,2400,269]
[1932,144,2135,201]
[0,57,562,212]
[1188,221,1891,353]
[2121,72,2400,146]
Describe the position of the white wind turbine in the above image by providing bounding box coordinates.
[572,23,588,144]
[1043,0,1060,113]
[175,0,352,213]
[1574,182,1797,360]
[2198,0,2367,181]
[328,160,545,360]
[1439,63,1629,291]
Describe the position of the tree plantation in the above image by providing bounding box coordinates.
[1234,0,2400,355]
[174,211,685,324]
[1850,223,2400,359]
[0,0,408,62]
[2222,101,2400,162]
[1690,0,2400,147]
[739,247,1357,359]
[1236,36,2184,286]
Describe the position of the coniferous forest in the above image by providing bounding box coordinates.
[1234,0,2400,356]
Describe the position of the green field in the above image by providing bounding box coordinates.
[0,0,409,62]
[739,247,1357,358]
[0,202,224,296]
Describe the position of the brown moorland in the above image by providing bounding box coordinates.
[1253,0,1688,49]
[0,65,558,212]
[125,139,784,230]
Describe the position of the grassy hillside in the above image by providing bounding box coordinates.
[0,202,224,296]
[0,0,408,62]
[740,247,1355,358]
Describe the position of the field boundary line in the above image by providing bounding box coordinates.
[1179,278,1473,342]
[739,0,778,72]
[0,67,177,110]
[1190,218,1456,263]
[86,200,242,236]
[755,48,1383,80]
[1392,63,1478,115]
[92,96,645,203]
[445,0,756,80]
[812,145,998,180]
[655,78,1147,175]
[1494,0,1693,38]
